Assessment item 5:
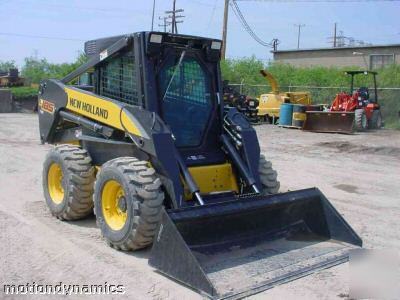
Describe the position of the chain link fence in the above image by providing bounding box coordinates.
[228,83,400,129]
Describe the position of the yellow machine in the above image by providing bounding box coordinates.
[37,32,362,299]
[257,70,311,123]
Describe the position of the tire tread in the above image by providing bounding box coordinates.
[44,144,95,220]
[93,157,164,251]
[259,154,280,195]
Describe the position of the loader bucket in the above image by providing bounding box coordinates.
[303,111,355,134]
[149,188,362,299]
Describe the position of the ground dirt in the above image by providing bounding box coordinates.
[0,113,399,299]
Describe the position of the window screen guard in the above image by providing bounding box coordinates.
[99,53,139,105]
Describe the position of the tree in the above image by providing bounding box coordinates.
[21,52,87,84]
[0,60,17,72]
[221,56,266,85]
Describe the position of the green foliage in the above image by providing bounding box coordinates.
[376,64,400,87]
[10,86,38,99]
[221,58,400,129]
[0,60,17,71]
[21,53,87,84]
[221,56,266,85]
[221,59,400,88]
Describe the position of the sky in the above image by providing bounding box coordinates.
[0,0,399,67]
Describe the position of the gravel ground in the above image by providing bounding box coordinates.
[0,113,399,299]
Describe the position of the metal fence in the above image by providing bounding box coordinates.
[228,83,400,128]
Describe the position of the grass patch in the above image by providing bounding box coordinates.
[10,86,38,99]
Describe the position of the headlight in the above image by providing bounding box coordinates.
[150,34,163,44]
[211,41,222,50]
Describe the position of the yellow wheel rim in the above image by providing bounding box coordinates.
[102,180,128,231]
[47,163,64,204]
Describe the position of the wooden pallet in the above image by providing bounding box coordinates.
[278,125,302,130]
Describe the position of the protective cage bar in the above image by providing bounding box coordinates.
[149,188,362,299]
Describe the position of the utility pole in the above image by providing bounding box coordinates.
[151,0,156,31]
[221,0,229,60]
[272,38,280,52]
[158,16,170,33]
[294,24,305,49]
[165,0,184,34]
[333,22,337,48]
[172,0,177,33]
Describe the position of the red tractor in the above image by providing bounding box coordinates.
[304,71,382,133]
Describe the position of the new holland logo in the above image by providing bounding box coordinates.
[69,98,109,120]
[39,99,55,114]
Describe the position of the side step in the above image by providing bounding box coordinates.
[148,188,362,299]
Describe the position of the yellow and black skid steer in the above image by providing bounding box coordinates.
[38,32,362,299]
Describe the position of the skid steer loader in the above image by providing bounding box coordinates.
[38,32,362,299]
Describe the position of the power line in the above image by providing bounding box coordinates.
[0,32,85,42]
[189,0,219,7]
[235,0,400,2]
[206,0,219,33]
[14,0,147,14]
[230,0,272,47]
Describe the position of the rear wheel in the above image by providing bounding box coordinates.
[259,154,280,195]
[368,110,382,129]
[42,145,95,220]
[93,157,164,251]
[354,109,368,131]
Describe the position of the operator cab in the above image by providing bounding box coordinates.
[80,32,225,166]
[158,53,213,148]
[146,33,225,166]
[346,70,378,107]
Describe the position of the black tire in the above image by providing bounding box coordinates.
[259,154,280,195]
[354,109,368,131]
[368,110,382,129]
[42,145,95,220]
[93,157,164,251]
[269,116,277,125]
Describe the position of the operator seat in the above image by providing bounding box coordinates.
[357,87,369,101]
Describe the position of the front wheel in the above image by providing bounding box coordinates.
[259,154,280,195]
[93,157,164,251]
[354,109,368,131]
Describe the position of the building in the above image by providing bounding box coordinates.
[272,44,400,69]
[0,68,24,87]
